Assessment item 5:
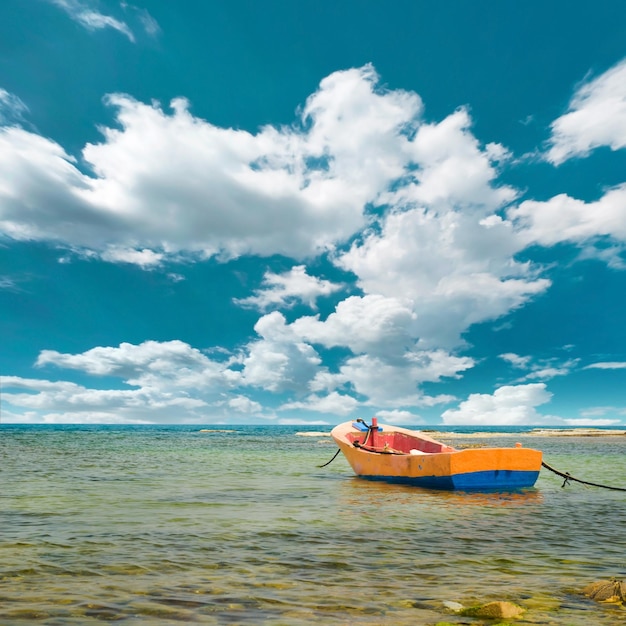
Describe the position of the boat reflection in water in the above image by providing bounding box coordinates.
[337,474,545,509]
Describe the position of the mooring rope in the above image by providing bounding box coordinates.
[318,448,341,468]
[352,441,405,454]
[541,461,626,492]
[318,419,371,468]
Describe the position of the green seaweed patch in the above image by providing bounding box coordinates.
[520,593,561,612]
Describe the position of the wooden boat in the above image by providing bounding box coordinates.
[330,418,542,491]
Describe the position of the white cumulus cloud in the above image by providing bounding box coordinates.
[339,353,465,407]
[1,375,206,424]
[337,208,550,348]
[36,340,226,390]
[441,383,560,425]
[508,185,626,248]
[547,58,626,165]
[0,67,425,263]
[227,395,262,414]
[280,391,359,416]
[234,265,342,310]
[232,312,322,393]
[292,294,418,357]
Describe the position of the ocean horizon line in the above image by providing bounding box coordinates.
[1,422,625,435]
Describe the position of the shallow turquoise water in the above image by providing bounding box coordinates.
[1,425,625,624]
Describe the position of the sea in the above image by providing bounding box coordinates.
[1,424,625,625]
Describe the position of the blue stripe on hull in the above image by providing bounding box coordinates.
[360,470,540,491]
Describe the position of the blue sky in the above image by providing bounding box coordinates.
[2,1,626,426]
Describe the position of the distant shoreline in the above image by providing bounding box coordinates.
[430,429,626,438]
[296,428,626,438]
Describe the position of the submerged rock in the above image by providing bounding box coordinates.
[441,600,464,612]
[461,600,525,619]
[583,578,626,604]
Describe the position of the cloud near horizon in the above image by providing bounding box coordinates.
[441,383,558,425]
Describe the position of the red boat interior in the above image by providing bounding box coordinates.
[345,430,456,454]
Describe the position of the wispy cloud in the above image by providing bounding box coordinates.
[579,405,626,417]
[0,276,19,291]
[0,89,29,125]
[499,352,579,382]
[133,5,160,36]
[47,0,159,42]
[584,361,626,370]
[499,352,532,369]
